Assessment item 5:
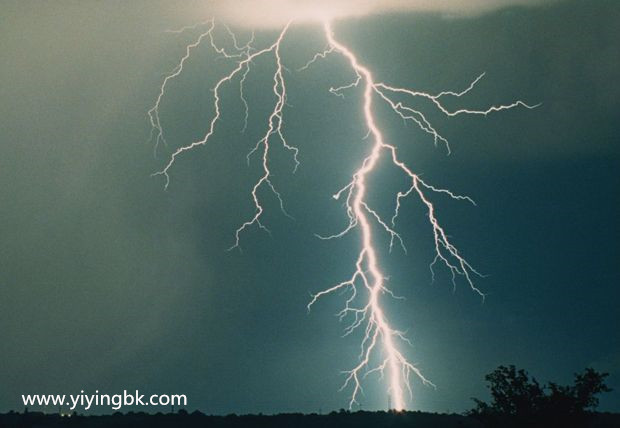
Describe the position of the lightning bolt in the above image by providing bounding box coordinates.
[149,19,538,411]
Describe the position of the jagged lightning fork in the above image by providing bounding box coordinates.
[306,21,538,411]
[149,17,537,412]
[151,22,299,252]
[148,19,255,156]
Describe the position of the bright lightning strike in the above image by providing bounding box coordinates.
[149,19,538,411]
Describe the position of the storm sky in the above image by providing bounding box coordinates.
[1,0,619,415]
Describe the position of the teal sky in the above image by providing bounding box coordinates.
[1,0,618,415]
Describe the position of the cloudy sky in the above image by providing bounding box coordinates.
[1,0,618,415]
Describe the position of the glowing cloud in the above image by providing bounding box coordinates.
[211,0,555,28]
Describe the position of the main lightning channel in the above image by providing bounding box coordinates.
[307,21,536,411]
[320,22,429,411]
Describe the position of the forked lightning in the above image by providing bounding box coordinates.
[149,18,537,411]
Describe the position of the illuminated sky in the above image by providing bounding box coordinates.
[210,0,552,28]
[1,0,619,415]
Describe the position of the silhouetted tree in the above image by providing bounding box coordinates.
[574,367,612,411]
[468,365,544,427]
[469,365,612,428]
